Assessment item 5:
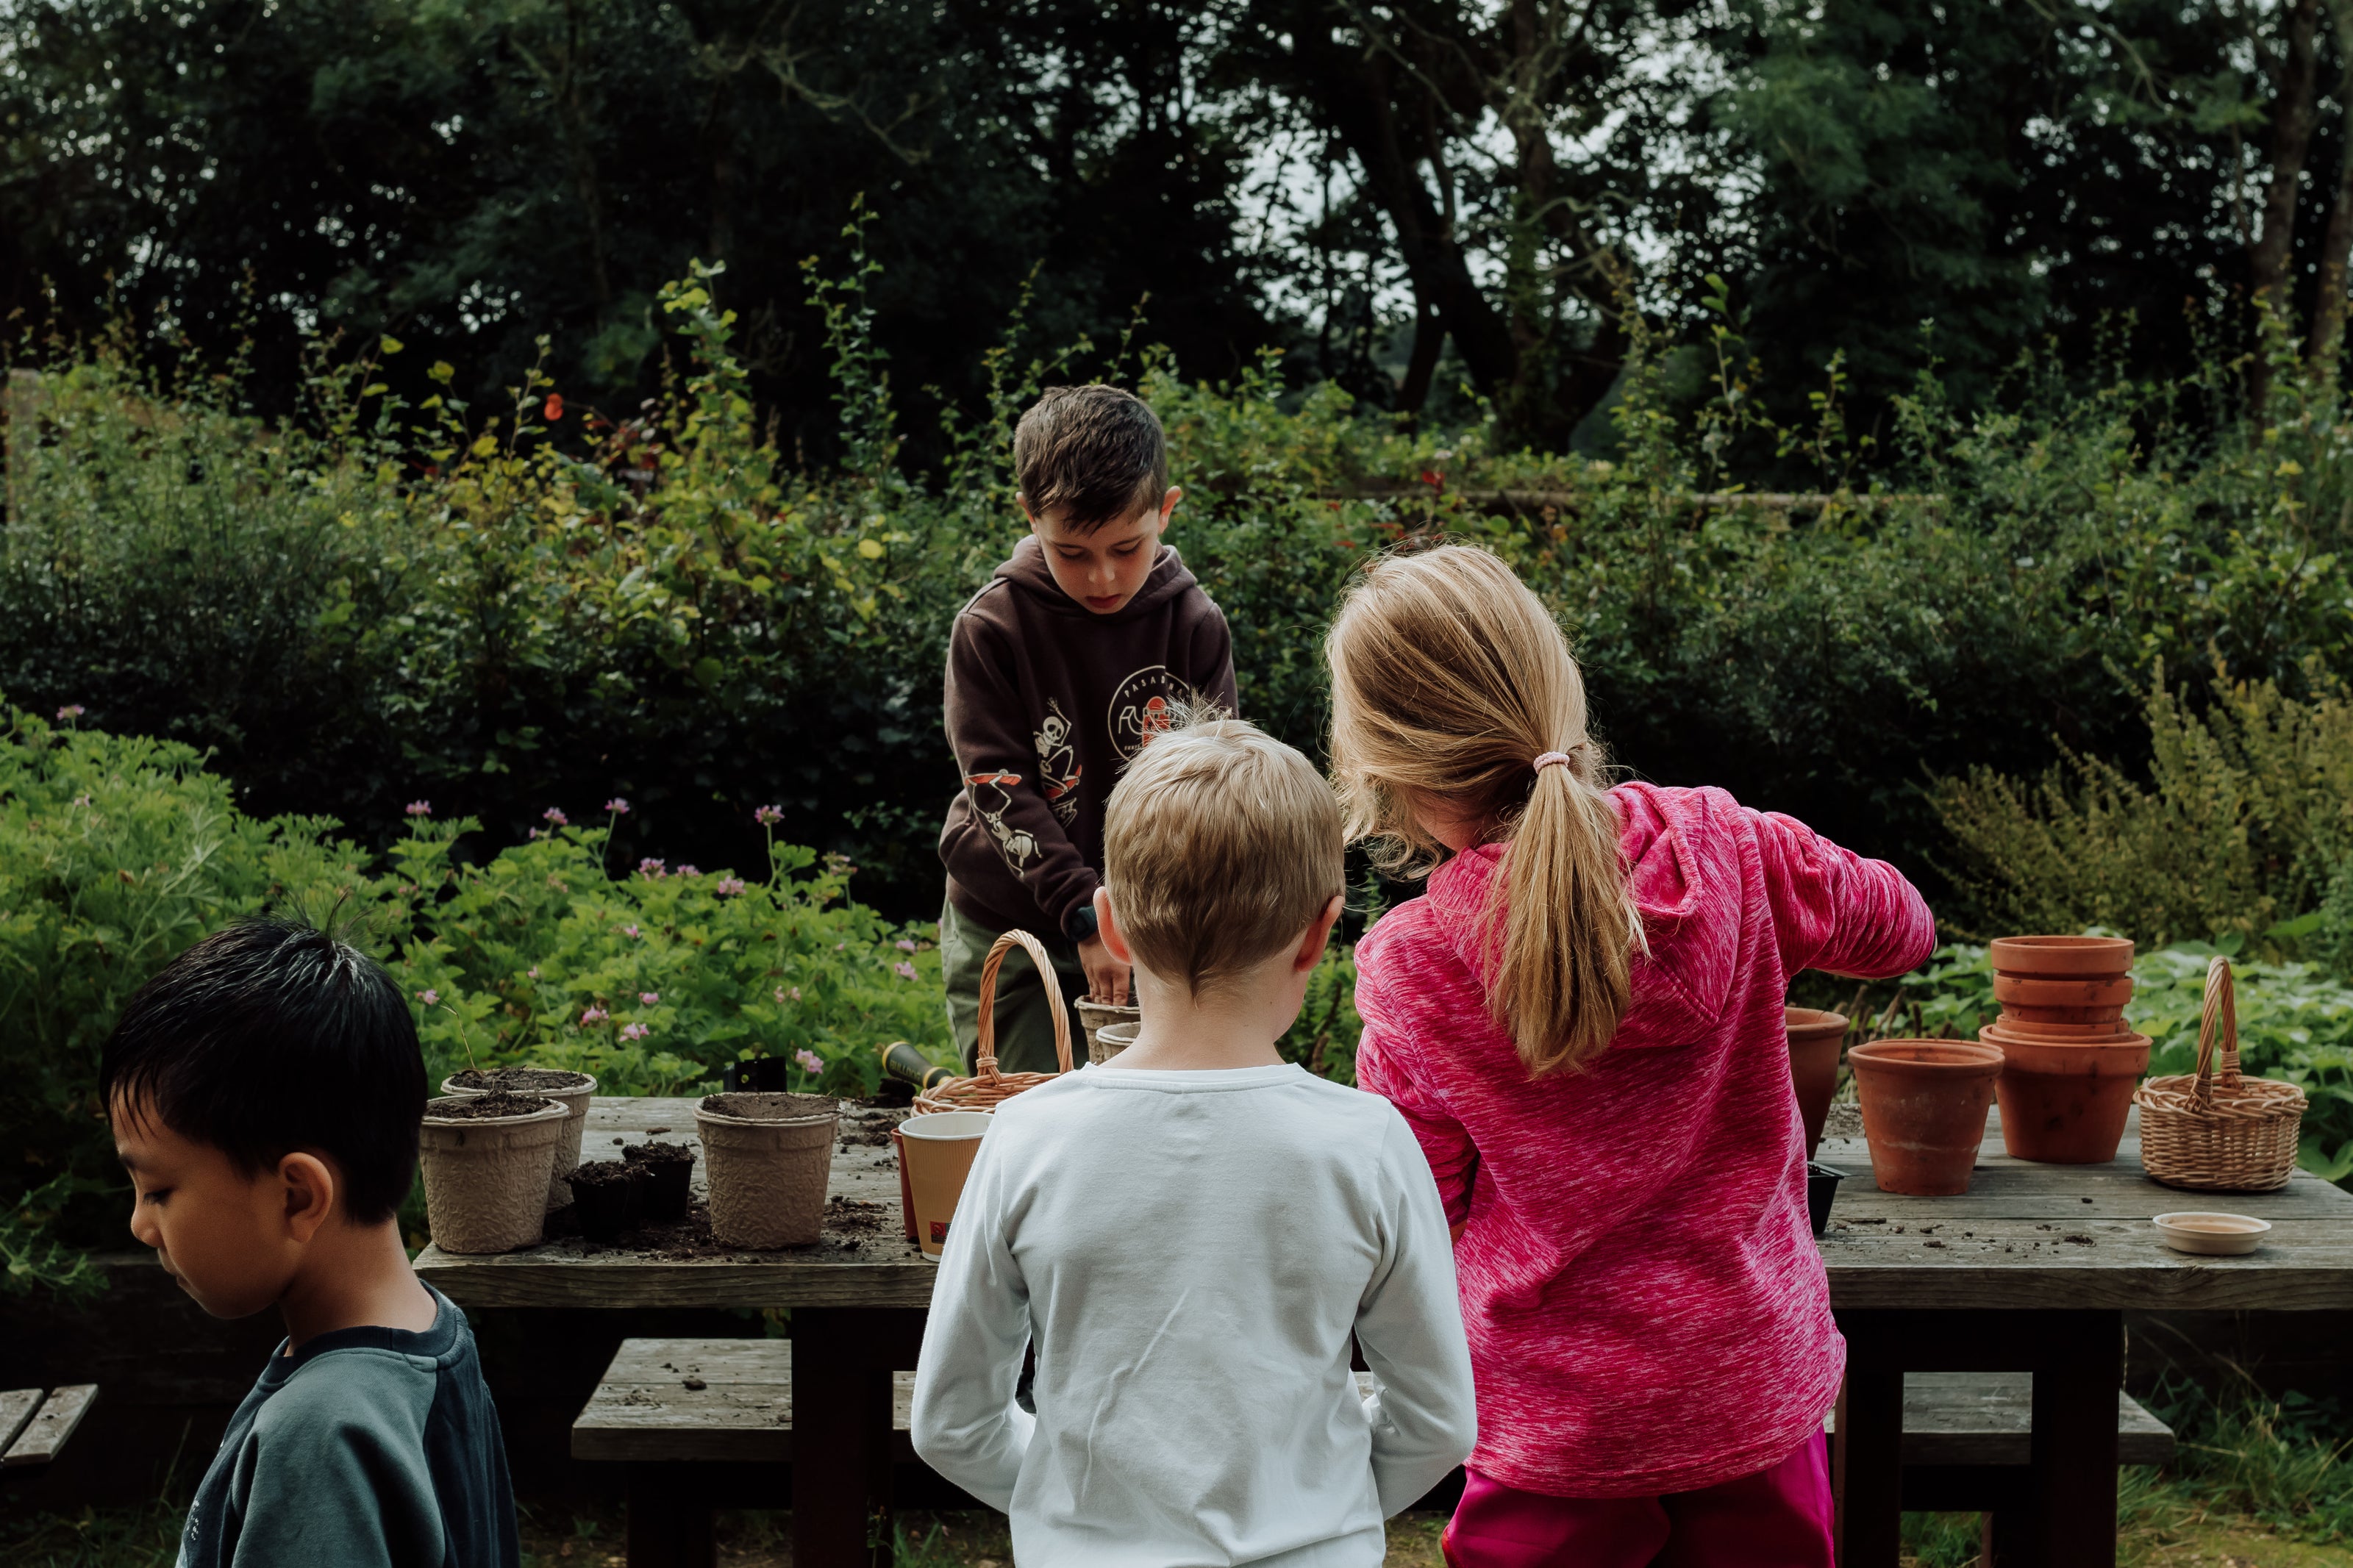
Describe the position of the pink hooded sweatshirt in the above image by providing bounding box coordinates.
[1353,782,1935,1498]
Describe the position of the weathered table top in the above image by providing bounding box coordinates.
[415,1097,2353,1314]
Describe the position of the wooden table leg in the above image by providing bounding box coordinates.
[793,1309,895,1568]
[2027,1310,2121,1568]
[1835,1367,1904,1568]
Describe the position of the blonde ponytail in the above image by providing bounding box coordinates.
[1327,545,1639,1075]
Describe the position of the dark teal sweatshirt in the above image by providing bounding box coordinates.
[178,1283,518,1568]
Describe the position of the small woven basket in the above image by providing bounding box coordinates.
[2134,956,2306,1192]
[913,930,1074,1113]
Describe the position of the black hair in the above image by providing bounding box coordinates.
[1013,384,1168,531]
[99,917,425,1225]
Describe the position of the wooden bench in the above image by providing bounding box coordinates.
[0,1386,99,1470]
[1830,1372,2173,1566]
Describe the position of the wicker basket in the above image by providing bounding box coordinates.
[913,930,1074,1113]
[2134,956,2306,1192]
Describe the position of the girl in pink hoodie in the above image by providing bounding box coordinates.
[1327,546,1935,1567]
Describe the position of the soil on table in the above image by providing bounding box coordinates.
[426,1091,560,1120]
[446,1067,592,1092]
[837,1099,909,1148]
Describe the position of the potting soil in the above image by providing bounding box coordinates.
[447,1067,592,1092]
[427,1092,558,1120]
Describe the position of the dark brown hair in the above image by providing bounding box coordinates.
[1013,384,1168,531]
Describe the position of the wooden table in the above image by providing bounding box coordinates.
[1817,1104,2353,1567]
[420,1098,2353,1568]
[417,1096,935,1568]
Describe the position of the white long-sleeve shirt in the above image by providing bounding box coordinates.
[911,1062,1477,1568]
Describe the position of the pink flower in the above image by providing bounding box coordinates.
[893,961,917,981]
[714,877,746,897]
[417,989,440,1006]
[543,807,568,826]
[638,858,667,879]
[639,992,660,1006]
[895,939,918,953]
[526,967,540,979]
[623,924,642,939]
[71,793,90,807]
[676,864,700,878]
[754,805,784,826]
[581,1006,609,1024]
[405,801,432,817]
[794,1049,824,1075]
[55,705,83,722]
[620,1022,649,1042]
[775,986,802,1004]
[605,798,630,815]
[528,828,543,840]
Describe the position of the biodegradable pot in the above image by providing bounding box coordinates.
[1075,997,1141,1063]
[1806,1161,1845,1237]
[1991,975,2134,1011]
[1989,1031,2151,1164]
[899,1109,993,1259]
[1847,1040,2004,1197]
[1092,1020,1139,1064]
[419,1093,571,1254]
[440,1067,597,1209]
[621,1142,696,1223]
[1785,1008,1849,1160]
[694,1092,838,1248]
[569,1159,647,1242]
[1989,935,2135,978]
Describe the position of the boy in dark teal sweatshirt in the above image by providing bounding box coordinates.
[102,919,518,1568]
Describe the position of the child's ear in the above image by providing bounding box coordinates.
[1157,486,1182,525]
[278,1152,338,1245]
[1018,493,1041,529]
[1094,887,1135,965]
[1293,892,1344,975]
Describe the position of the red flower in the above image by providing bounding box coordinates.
[544,393,565,421]
[1419,468,1444,489]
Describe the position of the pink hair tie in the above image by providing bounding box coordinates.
[1532,751,1573,773]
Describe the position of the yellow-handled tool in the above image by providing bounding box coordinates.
[879,1040,955,1093]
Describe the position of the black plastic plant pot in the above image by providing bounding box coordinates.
[1806,1161,1845,1237]
[571,1160,647,1242]
[724,1056,793,1093]
[623,1142,696,1223]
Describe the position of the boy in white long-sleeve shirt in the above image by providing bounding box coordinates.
[912,715,1476,1568]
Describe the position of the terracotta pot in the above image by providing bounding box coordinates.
[1982,1022,2143,1049]
[419,1093,571,1254]
[1988,1031,2150,1164]
[1785,1008,1849,1159]
[1992,974,2133,1010]
[694,1092,838,1249]
[1989,935,2135,978]
[1847,1040,2003,1196]
[440,1067,597,1209]
[1996,1005,2124,1031]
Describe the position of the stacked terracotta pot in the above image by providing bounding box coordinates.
[1981,936,2149,1164]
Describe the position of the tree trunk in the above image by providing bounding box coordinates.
[1398,289,1444,412]
[2310,0,2353,373]
[2252,0,2323,406]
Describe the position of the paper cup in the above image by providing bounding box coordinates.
[899,1110,993,1260]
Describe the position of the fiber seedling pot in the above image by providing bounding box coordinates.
[1848,1040,2004,1197]
[441,1067,597,1209]
[569,1159,647,1242]
[899,1110,993,1259]
[1075,997,1140,1063]
[1092,1021,1139,1064]
[1987,1031,2152,1164]
[1785,1008,1849,1160]
[1989,935,2135,979]
[419,1093,571,1254]
[621,1142,696,1223]
[694,1092,838,1249]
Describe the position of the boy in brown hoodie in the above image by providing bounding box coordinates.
[937,384,1238,1073]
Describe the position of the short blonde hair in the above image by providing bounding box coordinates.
[1104,717,1343,994]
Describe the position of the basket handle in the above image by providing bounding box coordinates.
[2194,955,2240,1109]
[973,930,1074,1081]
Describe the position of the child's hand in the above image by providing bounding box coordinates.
[1077,934,1130,1005]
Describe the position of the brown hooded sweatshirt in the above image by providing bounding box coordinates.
[940,534,1238,943]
